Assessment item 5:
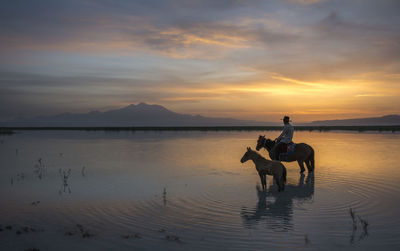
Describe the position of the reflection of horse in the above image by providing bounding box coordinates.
[256,135,315,173]
[241,173,314,230]
[240,147,286,191]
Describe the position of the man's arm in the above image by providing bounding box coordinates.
[276,125,289,142]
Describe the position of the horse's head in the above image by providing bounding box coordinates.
[240,147,253,163]
[256,135,275,151]
[256,135,266,151]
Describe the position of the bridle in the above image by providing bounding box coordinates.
[261,137,267,148]
[257,136,267,150]
[258,136,274,152]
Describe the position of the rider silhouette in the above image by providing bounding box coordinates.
[272,116,294,160]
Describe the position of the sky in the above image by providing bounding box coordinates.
[0,0,399,122]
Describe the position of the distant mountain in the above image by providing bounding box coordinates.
[2,103,269,127]
[308,115,400,126]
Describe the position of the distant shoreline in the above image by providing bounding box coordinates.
[1,125,399,133]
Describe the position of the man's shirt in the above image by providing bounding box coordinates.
[277,123,294,144]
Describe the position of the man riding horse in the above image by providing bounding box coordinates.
[256,116,314,173]
[272,116,293,160]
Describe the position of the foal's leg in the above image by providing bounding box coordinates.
[297,160,306,173]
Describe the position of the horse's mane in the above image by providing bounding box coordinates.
[258,136,274,150]
[266,138,275,146]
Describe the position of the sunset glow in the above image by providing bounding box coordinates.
[1,0,399,122]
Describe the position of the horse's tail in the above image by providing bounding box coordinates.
[309,148,315,171]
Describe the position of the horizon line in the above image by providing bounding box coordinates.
[1,125,399,133]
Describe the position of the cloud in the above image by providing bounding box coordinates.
[0,0,299,58]
[288,0,323,5]
[0,0,399,121]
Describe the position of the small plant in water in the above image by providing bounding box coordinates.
[11,172,26,185]
[81,166,86,177]
[59,168,72,194]
[304,234,310,244]
[358,216,369,236]
[76,224,95,238]
[349,208,369,244]
[163,187,167,206]
[17,172,25,181]
[166,234,181,243]
[121,233,142,239]
[31,201,40,206]
[349,208,357,230]
[34,158,47,179]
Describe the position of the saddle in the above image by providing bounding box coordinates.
[278,142,295,154]
[278,142,296,161]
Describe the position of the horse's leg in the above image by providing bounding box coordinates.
[263,175,267,190]
[274,176,281,192]
[278,176,282,192]
[299,173,305,187]
[259,173,265,190]
[273,175,279,191]
[297,160,306,173]
[305,160,312,173]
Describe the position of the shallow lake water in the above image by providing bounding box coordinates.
[0,130,399,250]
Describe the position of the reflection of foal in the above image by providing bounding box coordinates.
[240,147,286,192]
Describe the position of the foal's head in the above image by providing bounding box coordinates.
[240,147,254,163]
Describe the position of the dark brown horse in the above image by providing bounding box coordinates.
[256,135,315,173]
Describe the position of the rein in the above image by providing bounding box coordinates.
[262,138,267,149]
[260,137,274,152]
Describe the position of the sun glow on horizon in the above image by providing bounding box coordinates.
[0,0,399,122]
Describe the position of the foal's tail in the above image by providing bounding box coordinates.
[309,148,315,171]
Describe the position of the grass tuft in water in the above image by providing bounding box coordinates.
[349,208,369,244]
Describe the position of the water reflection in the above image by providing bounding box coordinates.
[241,173,314,231]
[1,131,399,250]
